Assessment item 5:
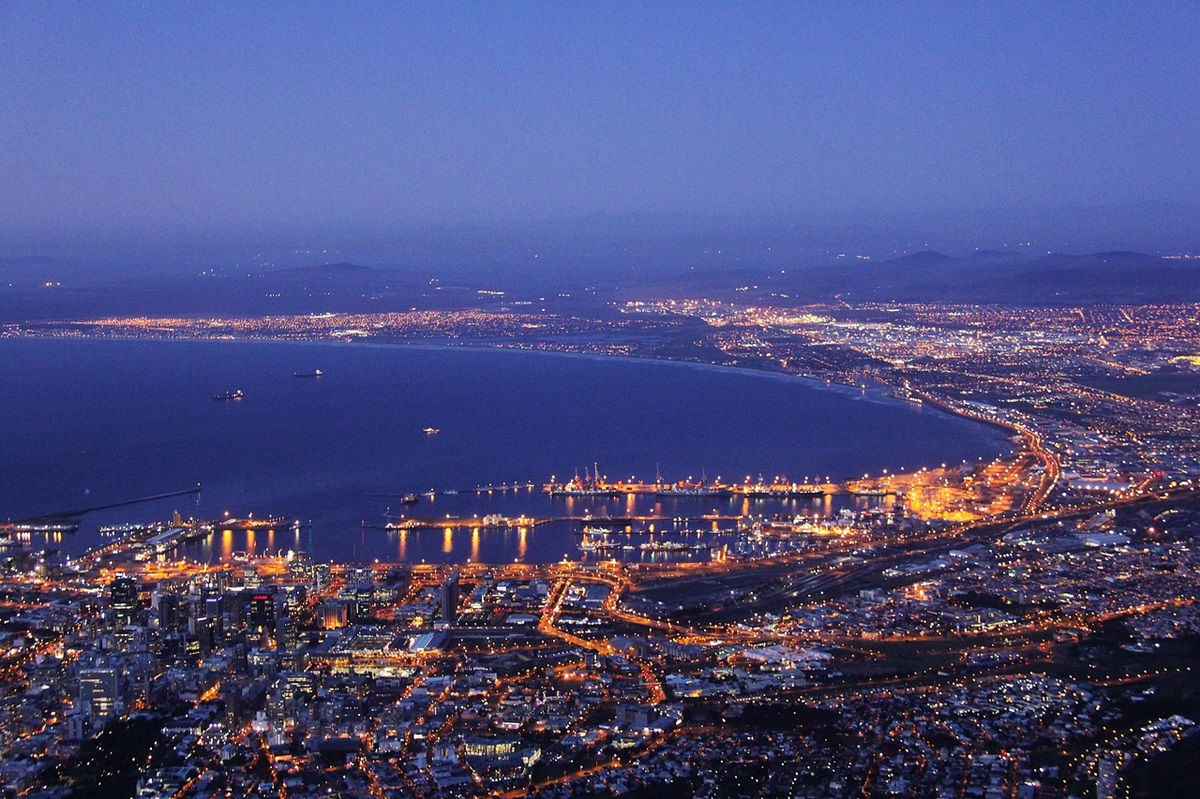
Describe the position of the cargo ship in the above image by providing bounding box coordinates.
[639,541,708,552]
[545,465,622,497]
[294,369,323,378]
[217,515,288,529]
[655,483,732,498]
[740,476,825,498]
[214,389,244,401]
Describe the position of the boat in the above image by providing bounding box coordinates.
[400,493,419,505]
[294,369,323,378]
[656,485,731,498]
[218,515,288,529]
[423,427,440,435]
[737,476,825,498]
[778,486,826,498]
[639,541,706,552]
[214,389,243,401]
[654,467,730,497]
[545,465,622,497]
[578,528,622,553]
[742,486,826,498]
[551,486,622,497]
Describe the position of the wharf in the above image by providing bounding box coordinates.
[542,476,837,499]
[377,513,744,532]
[368,482,539,501]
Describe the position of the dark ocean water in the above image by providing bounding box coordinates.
[0,338,1009,563]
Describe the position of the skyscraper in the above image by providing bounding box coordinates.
[247,592,276,642]
[110,576,138,626]
[79,668,121,719]
[441,572,459,625]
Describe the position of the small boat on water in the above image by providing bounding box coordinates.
[214,389,243,401]
[423,427,440,435]
[294,369,324,378]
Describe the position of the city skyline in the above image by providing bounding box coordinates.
[3,4,1200,798]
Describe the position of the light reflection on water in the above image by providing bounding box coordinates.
[1,338,1007,564]
[163,491,894,565]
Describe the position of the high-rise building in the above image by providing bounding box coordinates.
[441,572,459,625]
[351,588,373,622]
[275,615,297,653]
[347,566,374,590]
[313,563,332,592]
[247,592,276,641]
[194,616,217,654]
[157,594,182,632]
[319,601,348,630]
[110,577,138,625]
[79,668,121,719]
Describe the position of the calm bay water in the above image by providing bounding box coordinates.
[0,338,1009,563]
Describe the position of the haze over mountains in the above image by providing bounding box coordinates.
[2,203,1198,322]
[742,249,1200,305]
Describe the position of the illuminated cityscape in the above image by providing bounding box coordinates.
[2,298,1200,797]
[3,3,1200,798]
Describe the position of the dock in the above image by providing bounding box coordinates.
[374,513,746,532]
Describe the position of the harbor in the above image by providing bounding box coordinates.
[542,465,894,499]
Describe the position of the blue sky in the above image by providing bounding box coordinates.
[1,2,1197,236]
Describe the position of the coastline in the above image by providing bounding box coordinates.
[0,329,1016,459]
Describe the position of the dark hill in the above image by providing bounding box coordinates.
[887,250,960,267]
[745,250,1198,305]
[859,250,1192,304]
[968,249,1026,261]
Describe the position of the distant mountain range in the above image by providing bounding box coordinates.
[811,250,1198,304]
[2,243,1198,323]
[638,249,1199,306]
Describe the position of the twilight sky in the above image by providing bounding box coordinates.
[1,2,1198,237]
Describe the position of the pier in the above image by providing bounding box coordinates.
[366,482,539,501]
[4,486,205,535]
[374,513,746,532]
[542,473,837,499]
[535,462,854,499]
[369,476,901,505]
